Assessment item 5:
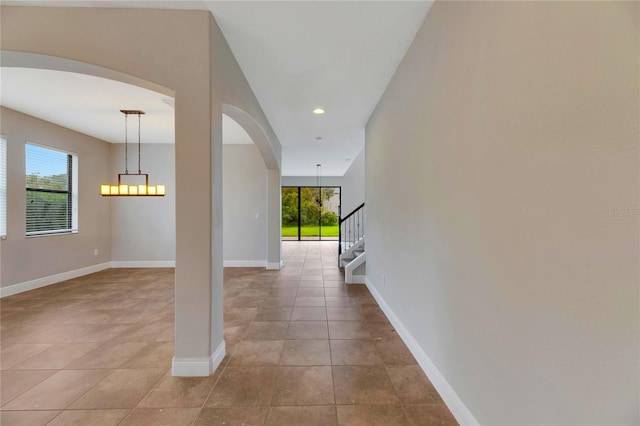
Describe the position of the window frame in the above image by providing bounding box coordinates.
[25,142,78,237]
[0,135,6,239]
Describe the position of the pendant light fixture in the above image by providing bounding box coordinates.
[315,163,322,206]
[100,110,165,197]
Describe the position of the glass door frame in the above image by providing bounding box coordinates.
[281,185,341,241]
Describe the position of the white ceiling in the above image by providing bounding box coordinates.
[1,67,175,144]
[0,67,254,145]
[0,1,433,176]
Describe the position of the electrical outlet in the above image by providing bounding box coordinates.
[94,249,99,256]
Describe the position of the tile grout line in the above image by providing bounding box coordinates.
[322,248,341,426]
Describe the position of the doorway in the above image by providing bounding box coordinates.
[282,186,341,241]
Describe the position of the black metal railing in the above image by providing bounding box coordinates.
[338,203,365,264]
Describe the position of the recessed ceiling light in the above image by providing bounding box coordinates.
[313,107,325,115]
[316,136,323,141]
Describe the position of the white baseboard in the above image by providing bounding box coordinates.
[0,262,111,298]
[0,261,177,298]
[348,275,366,284]
[266,260,284,270]
[110,261,175,268]
[172,340,226,377]
[365,276,479,426]
[223,260,267,268]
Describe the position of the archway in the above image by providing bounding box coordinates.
[223,104,282,270]
[1,7,219,375]
[2,6,282,378]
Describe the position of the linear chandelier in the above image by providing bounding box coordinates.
[100,110,165,197]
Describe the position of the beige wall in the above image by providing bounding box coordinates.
[365,2,639,424]
[1,6,219,371]
[1,6,281,374]
[110,143,175,264]
[0,107,111,287]
[223,144,267,265]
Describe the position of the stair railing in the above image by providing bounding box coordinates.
[338,202,365,265]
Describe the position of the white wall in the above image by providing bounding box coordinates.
[0,107,111,287]
[110,143,175,264]
[365,2,638,425]
[223,143,267,266]
[340,148,364,215]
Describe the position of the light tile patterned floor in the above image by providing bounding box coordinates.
[0,241,457,425]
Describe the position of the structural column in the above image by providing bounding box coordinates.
[173,87,219,376]
[266,168,282,269]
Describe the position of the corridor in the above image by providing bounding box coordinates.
[0,242,456,425]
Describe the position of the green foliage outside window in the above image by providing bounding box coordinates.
[282,187,339,227]
[26,190,68,233]
[282,186,339,239]
[26,171,71,234]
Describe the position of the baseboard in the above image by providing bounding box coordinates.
[0,262,111,298]
[0,261,177,298]
[266,260,284,270]
[210,340,226,372]
[110,261,175,268]
[365,276,479,426]
[172,340,226,377]
[349,275,366,284]
[223,260,267,268]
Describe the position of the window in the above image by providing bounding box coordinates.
[282,186,341,241]
[0,136,6,239]
[26,143,78,236]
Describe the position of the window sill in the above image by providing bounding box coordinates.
[26,230,78,238]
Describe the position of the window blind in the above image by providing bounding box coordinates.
[26,143,78,236]
[0,136,6,238]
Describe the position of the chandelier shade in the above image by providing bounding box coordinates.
[100,110,165,197]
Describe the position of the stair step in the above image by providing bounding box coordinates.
[340,250,365,267]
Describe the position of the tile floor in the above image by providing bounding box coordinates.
[0,241,457,425]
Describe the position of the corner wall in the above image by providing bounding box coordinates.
[340,149,364,215]
[223,144,267,266]
[365,2,639,424]
[0,107,111,288]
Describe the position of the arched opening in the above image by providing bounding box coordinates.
[1,52,177,264]
[2,7,283,378]
[222,104,282,270]
[222,114,267,267]
[0,47,221,375]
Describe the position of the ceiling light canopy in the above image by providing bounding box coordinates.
[101,110,165,197]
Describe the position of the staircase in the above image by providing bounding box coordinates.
[338,203,366,284]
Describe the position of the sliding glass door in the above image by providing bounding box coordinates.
[282,186,340,241]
